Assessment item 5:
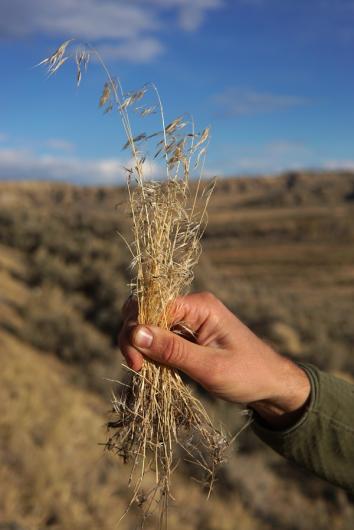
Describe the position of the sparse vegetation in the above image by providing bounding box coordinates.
[0,172,354,529]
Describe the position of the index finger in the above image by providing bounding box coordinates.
[166,293,213,335]
[121,295,138,322]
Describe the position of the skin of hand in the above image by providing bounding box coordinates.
[119,292,311,428]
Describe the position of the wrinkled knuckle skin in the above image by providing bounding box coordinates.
[200,291,216,304]
[161,335,185,366]
[199,290,211,300]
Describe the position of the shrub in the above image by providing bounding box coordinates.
[21,286,111,363]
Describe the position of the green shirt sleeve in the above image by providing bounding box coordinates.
[251,363,354,493]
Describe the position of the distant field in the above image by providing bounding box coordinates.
[0,171,353,530]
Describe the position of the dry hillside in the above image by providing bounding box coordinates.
[0,171,353,530]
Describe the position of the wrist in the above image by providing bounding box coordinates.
[249,358,311,429]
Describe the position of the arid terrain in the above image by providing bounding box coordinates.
[0,171,354,530]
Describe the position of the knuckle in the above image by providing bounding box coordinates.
[200,291,216,304]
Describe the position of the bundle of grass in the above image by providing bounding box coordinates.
[38,41,229,525]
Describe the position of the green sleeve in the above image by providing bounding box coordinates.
[251,363,354,493]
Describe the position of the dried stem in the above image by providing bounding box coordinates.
[37,41,229,527]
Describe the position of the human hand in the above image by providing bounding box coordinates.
[119,292,310,427]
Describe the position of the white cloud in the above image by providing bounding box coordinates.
[38,2,157,41]
[98,38,164,63]
[0,1,156,40]
[225,140,315,174]
[214,88,310,116]
[0,147,120,184]
[0,147,162,185]
[0,0,223,62]
[45,138,75,152]
[134,0,223,31]
[264,141,312,157]
[323,160,354,171]
[149,0,224,31]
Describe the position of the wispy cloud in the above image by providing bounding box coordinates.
[214,88,310,116]
[0,1,156,40]
[323,159,354,171]
[156,0,224,31]
[0,146,162,185]
[137,0,224,31]
[224,140,315,174]
[97,38,164,64]
[0,0,223,62]
[0,133,8,142]
[45,138,76,152]
[0,147,120,184]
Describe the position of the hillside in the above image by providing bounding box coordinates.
[0,171,353,529]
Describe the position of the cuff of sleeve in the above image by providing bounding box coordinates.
[251,362,319,445]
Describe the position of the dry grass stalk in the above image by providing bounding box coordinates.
[38,41,229,526]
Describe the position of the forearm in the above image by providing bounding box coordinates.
[249,358,311,429]
[251,363,354,493]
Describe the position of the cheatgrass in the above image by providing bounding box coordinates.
[38,40,229,527]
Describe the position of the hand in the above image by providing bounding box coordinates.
[119,292,311,428]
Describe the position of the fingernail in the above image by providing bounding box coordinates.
[133,327,153,349]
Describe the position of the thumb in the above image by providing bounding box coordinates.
[130,324,211,381]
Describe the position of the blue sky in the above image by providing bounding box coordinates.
[0,0,354,184]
